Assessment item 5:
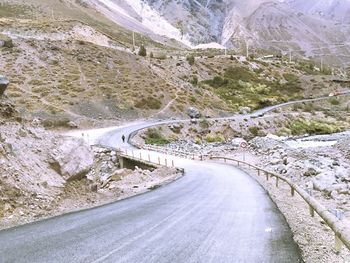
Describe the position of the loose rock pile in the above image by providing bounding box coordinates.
[251,136,350,215]
[89,146,120,183]
[187,107,201,119]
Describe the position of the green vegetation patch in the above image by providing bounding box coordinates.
[296,60,332,75]
[224,67,258,82]
[186,55,195,66]
[134,97,162,110]
[204,133,225,143]
[144,128,169,145]
[202,66,303,111]
[283,118,345,136]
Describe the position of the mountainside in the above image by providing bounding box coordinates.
[90,0,350,65]
[244,2,350,64]
[0,0,348,128]
[288,0,350,23]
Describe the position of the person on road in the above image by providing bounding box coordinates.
[122,135,125,143]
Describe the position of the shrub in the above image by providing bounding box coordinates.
[303,103,315,113]
[329,98,340,105]
[204,133,225,143]
[289,119,344,136]
[199,118,210,129]
[144,128,169,145]
[283,73,299,83]
[186,55,195,66]
[248,126,260,136]
[191,75,198,85]
[138,45,147,57]
[224,67,257,82]
[207,76,228,88]
[134,97,161,109]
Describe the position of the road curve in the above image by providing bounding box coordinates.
[3,93,347,261]
[0,119,303,262]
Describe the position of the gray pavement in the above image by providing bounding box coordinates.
[0,119,303,262]
[4,94,342,262]
[0,160,302,262]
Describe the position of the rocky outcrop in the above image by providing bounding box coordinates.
[90,146,119,183]
[0,99,18,120]
[49,137,94,181]
[187,107,201,119]
[0,34,13,48]
[0,75,9,97]
[239,107,251,115]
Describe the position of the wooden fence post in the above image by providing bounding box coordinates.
[335,234,343,252]
[309,206,315,217]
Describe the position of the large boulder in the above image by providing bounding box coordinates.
[239,107,251,115]
[312,172,337,193]
[49,137,94,181]
[187,107,201,119]
[0,34,13,48]
[0,75,9,97]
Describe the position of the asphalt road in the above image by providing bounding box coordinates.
[0,118,303,262]
[5,93,350,262]
[1,73,349,263]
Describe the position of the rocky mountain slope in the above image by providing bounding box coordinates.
[90,0,350,65]
[0,93,181,229]
[0,0,349,128]
[288,0,350,23]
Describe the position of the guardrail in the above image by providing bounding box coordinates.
[92,144,179,169]
[210,156,350,252]
[116,148,185,174]
[120,148,171,167]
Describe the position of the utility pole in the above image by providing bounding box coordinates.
[246,41,249,58]
[224,44,227,56]
[321,58,323,72]
[289,50,292,63]
[132,31,135,51]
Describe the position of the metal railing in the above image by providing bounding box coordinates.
[210,156,350,252]
[92,144,178,169]
[116,148,185,174]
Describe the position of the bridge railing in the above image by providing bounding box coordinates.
[92,144,181,170]
[210,156,350,252]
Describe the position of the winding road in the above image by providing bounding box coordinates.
[1,93,349,262]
